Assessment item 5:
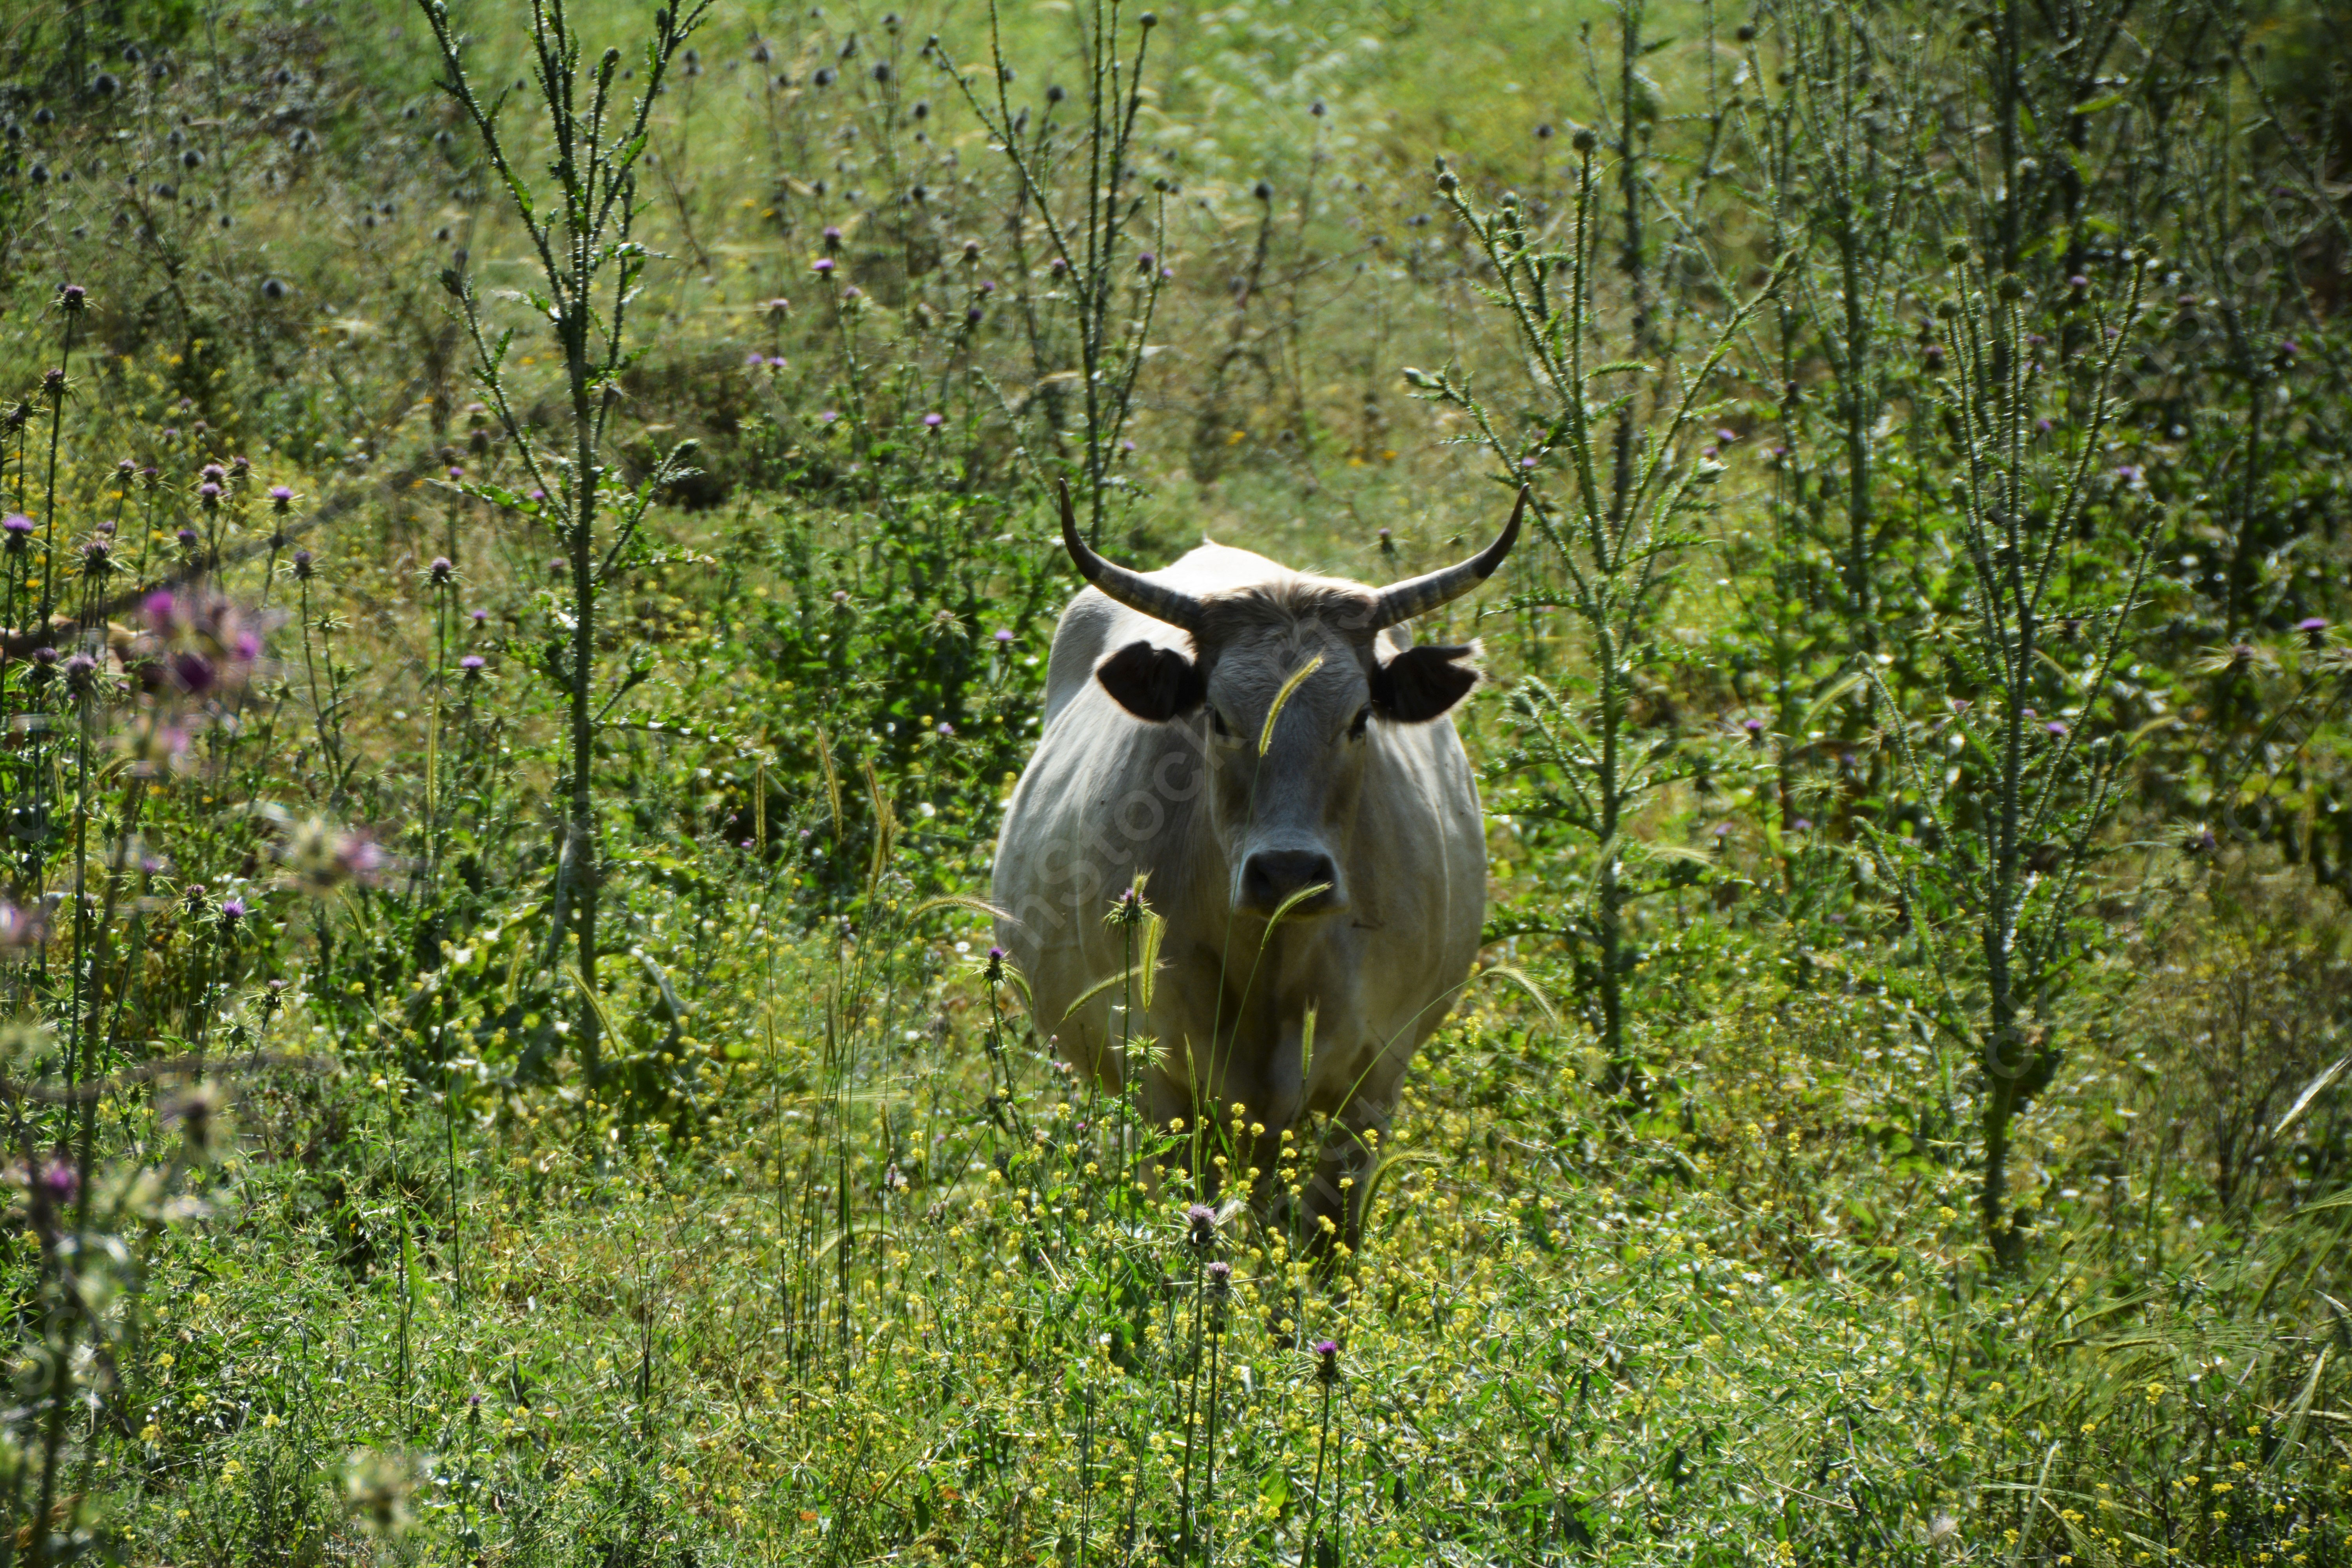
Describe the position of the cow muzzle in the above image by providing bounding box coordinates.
[1237,848,1346,917]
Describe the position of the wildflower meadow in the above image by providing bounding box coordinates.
[0,0,2348,1561]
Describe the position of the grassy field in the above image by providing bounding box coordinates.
[0,0,2349,1561]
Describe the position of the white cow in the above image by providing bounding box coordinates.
[992,488,1522,1256]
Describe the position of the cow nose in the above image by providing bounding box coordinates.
[1240,849,1340,913]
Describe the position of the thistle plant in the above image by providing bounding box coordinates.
[415,0,710,1085]
[933,0,1169,543]
[1862,245,2158,1267]
[1739,0,1933,670]
[1410,137,1782,1094]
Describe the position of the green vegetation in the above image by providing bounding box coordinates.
[0,0,2347,1561]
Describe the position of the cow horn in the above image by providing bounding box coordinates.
[1371,486,1527,629]
[1058,479,1206,633]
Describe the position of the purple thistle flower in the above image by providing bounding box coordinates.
[746,350,766,366]
[38,1160,78,1205]
[292,550,314,581]
[2,515,33,552]
[813,256,835,274]
[2298,617,2329,649]
[2045,720,2068,737]
[176,527,200,550]
[1186,1203,1216,1247]
[59,283,87,312]
[993,628,1014,645]
[764,296,792,318]
[842,286,864,302]
[1315,1340,1341,1384]
[196,482,222,509]
[275,817,388,895]
[1791,817,1813,832]
[924,412,945,429]
[269,485,297,512]
[459,654,487,676]
[822,225,843,252]
[428,557,455,586]
[2068,274,2089,289]
[169,652,219,695]
[219,896,247,926]
[935,720,953,737]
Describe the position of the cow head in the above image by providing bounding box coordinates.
[1062,485,1523,918]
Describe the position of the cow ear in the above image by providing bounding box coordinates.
[1096,639,1206,722]
[1371,643,1480,723]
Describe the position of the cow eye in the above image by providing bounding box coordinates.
[1348,706,1372,739]
[1210,708,1234,739]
